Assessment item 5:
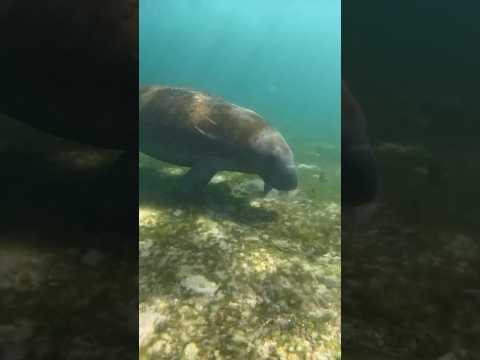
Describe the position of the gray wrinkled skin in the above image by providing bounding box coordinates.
[139,86,297,193]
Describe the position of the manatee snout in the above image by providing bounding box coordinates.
[265,162,298,192]
[253,128,298,193]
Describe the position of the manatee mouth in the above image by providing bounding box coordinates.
[262,167,298,194]
[278,175,298,191]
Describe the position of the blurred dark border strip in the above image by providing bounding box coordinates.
[0,1,139,358]
[342,1,480,359]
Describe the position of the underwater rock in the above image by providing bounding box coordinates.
[274,317,295,331]
[0,253,44,292]
[139,311,170,348]
[147,338,174,357]
[249,199,263,208]
[264,188,301,201]
[13,271,40,292]
[182,342,199,360]
[139,208,165,228]
[173,209,183,217]
[309,309,334,323]
[210,174,227,184]
[139,238,154,258]
[257,340,278,358]
[181,275,219,297]
[264,189,280,200]
[164,167,186,176]
[232,178,265,195]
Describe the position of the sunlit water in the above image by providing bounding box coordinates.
[139,1,341,359]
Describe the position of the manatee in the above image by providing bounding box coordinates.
[139,86,298,194]
[342,80,378,206]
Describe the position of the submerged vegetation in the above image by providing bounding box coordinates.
[139,149,341,360]
[0,148,137,359]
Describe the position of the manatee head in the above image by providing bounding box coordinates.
[250,127,298,193]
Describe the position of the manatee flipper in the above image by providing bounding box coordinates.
[179,158,224,194]
[263,182,273,196]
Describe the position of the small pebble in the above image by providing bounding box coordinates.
[182,342,199,360]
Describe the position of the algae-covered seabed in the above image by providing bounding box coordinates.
[1,117,137,359]
[139,142,341,360]
[0,150,137,359]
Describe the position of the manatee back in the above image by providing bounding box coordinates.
[139,86,270,168]
[140,86,198,130]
